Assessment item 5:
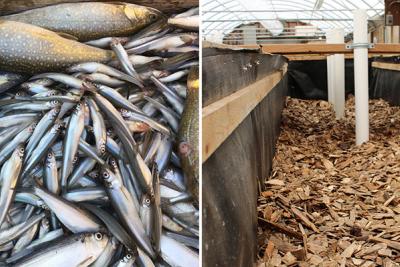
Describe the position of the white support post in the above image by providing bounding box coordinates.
[326,31,334,104]
[327,55,334,104]
[353,10,369,145]
[334,53,345,119]
[326,29,345,118]
[385,26,393,43]
[393,26,400,43]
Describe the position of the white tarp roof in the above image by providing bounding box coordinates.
[202,0,384,42]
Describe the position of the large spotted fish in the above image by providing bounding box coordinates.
[178,66,199,201]
[0,20,114,73]
[1,2,163,41]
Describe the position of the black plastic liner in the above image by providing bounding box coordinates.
[288,59,358,100]
[202,49,288,267]
[288,56,400,105]
[370,56,400,106]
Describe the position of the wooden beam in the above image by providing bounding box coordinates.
[204,42,400,56]
[372,61,400,71]
[202,67,286,162]
[227,43,400,55]
[286,54,400,61]
[258,43,400,55]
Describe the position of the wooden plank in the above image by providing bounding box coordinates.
[204,42,400,56]
[372,61,400,72]
[258,43,400,55]
[202,68,286,162]
[286,53,400,61]
[0,0,196,14]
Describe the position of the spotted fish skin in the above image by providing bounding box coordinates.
[1,3,163,41]
[0,20,113,74]
[178,66,199,201]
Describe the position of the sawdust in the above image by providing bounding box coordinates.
[257,96,400,267]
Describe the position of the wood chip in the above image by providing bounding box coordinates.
[351,258,365,266]
[257,97,400,265]
[282,252,297,265]
[266,179,285,186]
[341,241,357,258]
[264,239,275,260]
[259,218,303,239]
[261,191,274,198]
[369,236,400,251]
[308,254,323,265]
[355,243,386,257]
[291,206,319,233]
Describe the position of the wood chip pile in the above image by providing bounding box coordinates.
[258,96,400,267]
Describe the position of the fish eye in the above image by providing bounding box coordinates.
[145,198,151,205]
[19,147,24,153]
[150,14,157,21]
[126,254,132,259]
[94,232,103,240]
[47,153,52,158]
[103,171,109,178]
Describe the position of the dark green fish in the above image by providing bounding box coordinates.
[178,66,198,201]
[0,21,113,73]
[1,2,163,41]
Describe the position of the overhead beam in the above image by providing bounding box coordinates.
[286,54,400,61]
[202,67,287,162]
[258,43,400,54]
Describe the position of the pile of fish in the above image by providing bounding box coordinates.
[0,2,198,266]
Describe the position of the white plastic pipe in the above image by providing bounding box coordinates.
[327,55,334,104]
[353,10,369,145]
[326,31,334,104]
[334,54,345,119]
[326,29,345,117]
[328,55,336,104]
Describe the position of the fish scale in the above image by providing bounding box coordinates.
[1,3,163,41]
[0,21,113,73]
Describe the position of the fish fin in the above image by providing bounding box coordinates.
[123,4,138,22]
[56,32,79,41]
[77,256,95,267]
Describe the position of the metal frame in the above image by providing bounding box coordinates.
[202,0,385,42]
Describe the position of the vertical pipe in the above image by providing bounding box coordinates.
[329,56,336,105]
[326,30,334,104]
[327,55,333,104]
[353,9,369,145]
[334,54,345,119]
[393,25,400,43]
[332,29,345,119]
[385,26,393,43]
[326,29,345,116]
